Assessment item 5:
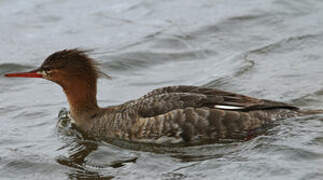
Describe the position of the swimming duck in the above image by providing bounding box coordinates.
[5,49,320,146]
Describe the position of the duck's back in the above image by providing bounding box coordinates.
[91,86,301,146]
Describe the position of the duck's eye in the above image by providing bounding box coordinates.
[42,67,50,71]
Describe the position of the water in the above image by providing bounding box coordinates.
[1,0,323,179]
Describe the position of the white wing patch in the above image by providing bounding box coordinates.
[214,105,245,110]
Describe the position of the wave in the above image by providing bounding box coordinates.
[0,63,34,75]
[99,49,216,72]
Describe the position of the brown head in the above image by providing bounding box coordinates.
[5,49,109,125]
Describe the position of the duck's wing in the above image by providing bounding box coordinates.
[107,86,299,145]
[124,86,298,118]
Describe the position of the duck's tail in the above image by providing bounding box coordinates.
[297,109,323,116]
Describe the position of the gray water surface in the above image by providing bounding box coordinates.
[1,0,323,179]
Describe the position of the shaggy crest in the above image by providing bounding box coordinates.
[41,49,110,79]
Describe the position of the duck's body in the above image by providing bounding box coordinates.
[5,49,321,146]
[87,85,302,145]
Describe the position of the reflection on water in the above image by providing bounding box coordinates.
[2,0,323,179]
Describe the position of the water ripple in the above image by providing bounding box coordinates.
[0,63,34,75]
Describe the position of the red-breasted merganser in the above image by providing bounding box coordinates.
[5,49,322,146]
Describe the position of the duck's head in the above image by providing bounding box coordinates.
[5,49,109,123]
[5,49,107,88]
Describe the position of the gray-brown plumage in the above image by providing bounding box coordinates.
[90,85,301,145]
[5,49,323,147]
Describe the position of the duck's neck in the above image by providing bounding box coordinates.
[61,78,100,127]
